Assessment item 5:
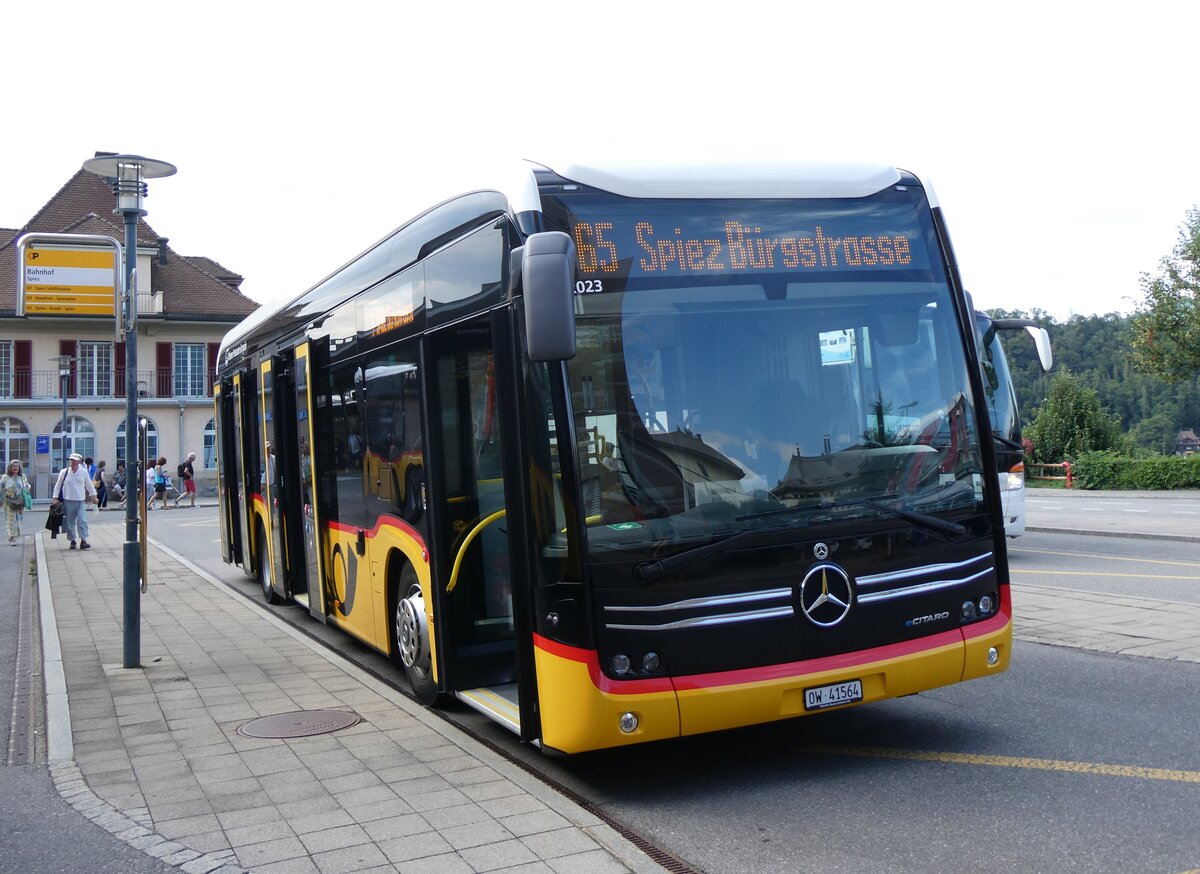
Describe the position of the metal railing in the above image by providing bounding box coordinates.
[2,369,215,400]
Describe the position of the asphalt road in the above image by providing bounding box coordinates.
[39,501,1200,873]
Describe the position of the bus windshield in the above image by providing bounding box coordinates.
[542,188,987,557]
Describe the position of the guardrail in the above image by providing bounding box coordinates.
[1028,461,1072,488]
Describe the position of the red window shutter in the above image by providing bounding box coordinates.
[13,340,31,399]
[156,342,173,397]
[207,342,220,397]
[59,340,77,397]
[114,342,126,398]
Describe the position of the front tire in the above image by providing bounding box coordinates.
[257,523,281,604]
[390,563,438,703]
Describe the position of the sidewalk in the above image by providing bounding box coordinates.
[36,526,657,874]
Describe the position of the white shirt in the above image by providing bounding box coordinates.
[55,464,97,501]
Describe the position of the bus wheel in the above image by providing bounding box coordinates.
[257,524,281,605]
[391,563,437,703]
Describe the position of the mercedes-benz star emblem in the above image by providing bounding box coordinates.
[813,542,829,560]
[798,563,854,627]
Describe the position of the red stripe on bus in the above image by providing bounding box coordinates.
[533,634,674,694]
[326,514,429,560]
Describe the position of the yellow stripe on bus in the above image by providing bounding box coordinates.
[808,745,1200,783]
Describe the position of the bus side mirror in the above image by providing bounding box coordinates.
[521,231,577,362]
[1025,326,1053,372]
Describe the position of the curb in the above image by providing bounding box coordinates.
[36,530,248,873]
[1026,525,1200,544]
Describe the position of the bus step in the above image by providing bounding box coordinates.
[455,684,520,734]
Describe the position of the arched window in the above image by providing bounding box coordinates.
[0,416,31,471]
[116,418,159,469]
[52,416,96,468]
[202,418,217,469]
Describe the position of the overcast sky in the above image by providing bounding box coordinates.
[5,2,1196,321]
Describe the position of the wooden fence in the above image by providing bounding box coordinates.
[1027,461,1072,487]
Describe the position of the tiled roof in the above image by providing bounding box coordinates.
[184,256,244,288]
[0,167,258,319]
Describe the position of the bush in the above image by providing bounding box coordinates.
[1071,451,1200,490]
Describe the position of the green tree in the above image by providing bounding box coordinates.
[1130,207,1200,382]
[1128,410,1179,455]
[1025,369,1122,462]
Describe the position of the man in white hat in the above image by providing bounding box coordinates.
[52,453,97,550]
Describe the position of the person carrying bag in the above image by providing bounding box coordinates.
[52,453,97,550]
[1,459,30,546]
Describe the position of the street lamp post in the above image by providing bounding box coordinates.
[54,355,73,472]
[81,153,176,670]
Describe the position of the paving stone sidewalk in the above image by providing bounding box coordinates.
[1012,583,1200,663]
[38,527,655,874]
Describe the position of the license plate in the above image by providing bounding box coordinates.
[804,679,864,711]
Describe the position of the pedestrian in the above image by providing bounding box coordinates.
[175,451,197,508]
[51,452,96,550]
[1,459,30,546]
[151,456,170,510]
[93,460,108,509]
[110,461,126,505]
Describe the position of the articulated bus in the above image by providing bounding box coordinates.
[975,314,1053,537]
[214,159,1014,754]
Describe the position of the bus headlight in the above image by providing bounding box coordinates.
[611,653,631,675]
[1004,462,1024,492]
[641,652,661,673]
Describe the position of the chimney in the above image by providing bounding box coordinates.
[157,237,169,266]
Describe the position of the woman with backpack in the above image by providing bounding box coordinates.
[150,456,171,510]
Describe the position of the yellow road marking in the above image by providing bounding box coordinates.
[1011,569,1200,581]
[807,745,1200,783]
[1012,546,1200,570]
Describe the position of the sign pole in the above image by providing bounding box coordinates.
[82,153,176,671]
[119,202,142,669]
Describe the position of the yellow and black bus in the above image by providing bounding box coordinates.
[214,159,1013,754]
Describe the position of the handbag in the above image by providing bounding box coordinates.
[22,488,32,511]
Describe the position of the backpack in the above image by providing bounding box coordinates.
[178,463,187,479]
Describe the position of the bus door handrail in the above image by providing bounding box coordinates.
[446,508,507,593]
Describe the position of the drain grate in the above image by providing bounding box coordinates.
[238,709,360,739]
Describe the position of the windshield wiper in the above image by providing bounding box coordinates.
[992,433,1023,451]
[634,522,804,582]
[636,495,968,582]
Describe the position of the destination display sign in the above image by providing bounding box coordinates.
[23,246,118,315]
[547,193,938,293]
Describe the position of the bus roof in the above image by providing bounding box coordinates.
[531,159,905,200]
[219,158,927,369]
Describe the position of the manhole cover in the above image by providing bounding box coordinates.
[238,709,360,739]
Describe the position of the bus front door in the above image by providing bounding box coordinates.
[428,315,523,733]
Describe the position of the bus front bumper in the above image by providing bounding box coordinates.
[533,600,1011,755]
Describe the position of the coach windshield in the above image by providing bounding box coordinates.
[539,186,988,558]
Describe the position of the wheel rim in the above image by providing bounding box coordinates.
[396,584,430,678]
